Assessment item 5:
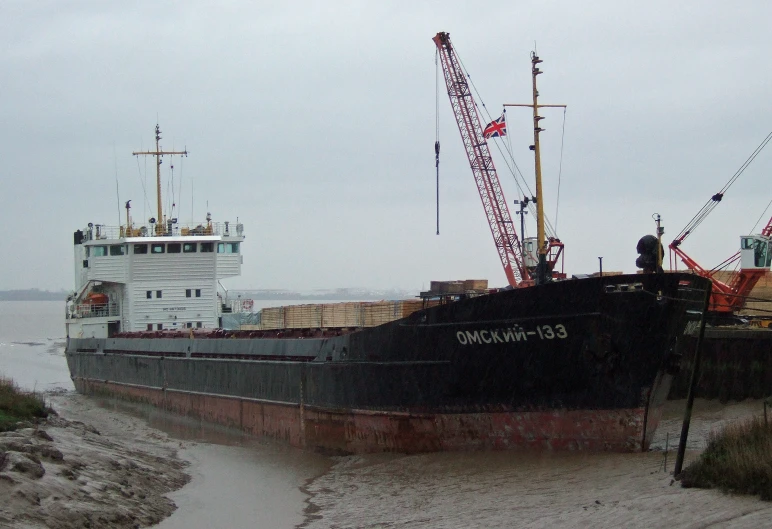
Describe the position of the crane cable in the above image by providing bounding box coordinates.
[457,54,531,201]
[456,50,552,235]
[554,107,567,234]
[455,49,562,240]
[749,194,772,235]
[435,49,440,235]
[673,130,772,245]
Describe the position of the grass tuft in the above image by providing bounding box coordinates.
[0,377,49,432]
[681,416,772,500]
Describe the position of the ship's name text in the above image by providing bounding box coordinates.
[456,324,567,345]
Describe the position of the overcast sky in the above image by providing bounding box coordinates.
[2,1,772,292]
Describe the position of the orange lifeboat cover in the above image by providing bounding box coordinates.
[85,293,109,305]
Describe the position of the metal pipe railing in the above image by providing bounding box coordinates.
[81,221,244,241]
[68,302,120,319]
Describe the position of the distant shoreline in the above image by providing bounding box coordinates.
[0,290,68,301]
[230,292,418,301]
[0,289,418,302]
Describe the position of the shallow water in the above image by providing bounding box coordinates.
[1,300,770,528]
[0,300,328,528]
[0,301,72,392]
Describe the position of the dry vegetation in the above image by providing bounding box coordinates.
[681,415,772,500]
[0,377,49,431]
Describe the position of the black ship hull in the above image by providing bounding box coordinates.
[65,273,709,453]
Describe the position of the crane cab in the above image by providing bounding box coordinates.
[739,235,772,270]
[523,238,539,270]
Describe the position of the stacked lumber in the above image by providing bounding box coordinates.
[428,279,488,295]
[257,299,437,330]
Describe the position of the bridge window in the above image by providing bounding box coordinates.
[217,243,225,253]
[201,242,214,253]
[226,242,239,254]
[151,244,165,254]
[168,243,181,254]
[92,246,107,257]
[109,245,125,256]
[134,244,148,254]
[183,243,197,253]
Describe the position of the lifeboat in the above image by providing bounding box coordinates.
[85,292,109,306]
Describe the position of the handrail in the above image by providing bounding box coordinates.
[81,221,244,241]
[67,302,120,319]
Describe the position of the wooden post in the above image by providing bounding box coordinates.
[674,281,713,477]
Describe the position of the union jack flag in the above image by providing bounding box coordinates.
[483,112,507,139]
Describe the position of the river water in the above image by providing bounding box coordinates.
[1,301,771,528]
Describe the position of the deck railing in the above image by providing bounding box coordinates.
[68,302,120,319]
[81,221,244,240]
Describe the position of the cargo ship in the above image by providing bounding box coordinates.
[66,263,709,454]
[63,126,711,453]
[66,37,714,455]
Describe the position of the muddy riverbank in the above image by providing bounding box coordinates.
[0,393,188,528]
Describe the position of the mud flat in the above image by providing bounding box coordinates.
[3,386,772,528]
[0,393,189,529]
[300,399,772,529]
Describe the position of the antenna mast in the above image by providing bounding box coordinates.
[505,52,566,284]
[133,124,188,234]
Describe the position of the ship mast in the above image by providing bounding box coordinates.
[505,52,565,284]
[133,124,188,234]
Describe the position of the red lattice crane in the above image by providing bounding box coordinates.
[670,217,772,314]
[433,32,525,287]
[669,132,772,313]
[669,132,772,315]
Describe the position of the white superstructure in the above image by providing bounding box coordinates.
[66,219,244,339]
[65,124,245,339]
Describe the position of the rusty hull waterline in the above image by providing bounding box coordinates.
[74,378,656,454]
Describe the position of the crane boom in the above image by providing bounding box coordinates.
[669,207,772,314]
[668,132,772,314]
[433,32,524,287]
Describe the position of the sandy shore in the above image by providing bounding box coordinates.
[0,393,190,529]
